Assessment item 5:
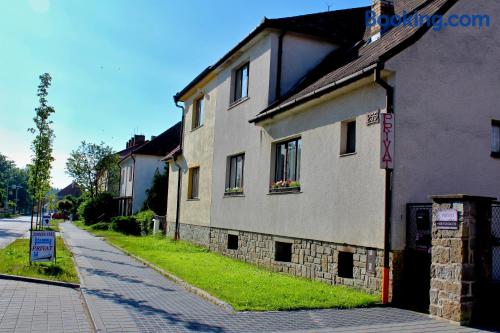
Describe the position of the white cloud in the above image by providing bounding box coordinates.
[28,0,50,13]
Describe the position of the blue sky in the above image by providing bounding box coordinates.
[0,0,369,188]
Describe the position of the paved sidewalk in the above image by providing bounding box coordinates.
[61,222,488,333]
[0,216,31,249]
[0,279,93,333]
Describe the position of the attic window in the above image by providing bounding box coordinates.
[192,95,204,130]
[233,63,249,103]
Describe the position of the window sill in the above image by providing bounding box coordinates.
[340,152,357,157]
[223,192,245,198]
[492,152,500,158]
[228,96,249,110]
[186,198,200,201]
[191,124,204,132]
[268,187,301,195]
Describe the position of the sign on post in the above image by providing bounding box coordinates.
[30,231,56,262]
[380,113,394,169]
[42,214,51,228]
[435,209,459,230]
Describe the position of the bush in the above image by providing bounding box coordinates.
[90,222,110,231]
[135,210,155,235]
[80,193,116,225]
[110,216,140,235]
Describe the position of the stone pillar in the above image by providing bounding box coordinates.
[429,195,495,325]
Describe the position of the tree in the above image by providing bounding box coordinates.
[0,153,16,209]
[28,73,55,228]
[65,142,117,198]
[0,153,32,213]
[142,166,168,215]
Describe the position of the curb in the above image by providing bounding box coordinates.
[0,273,80,289]
[107,242,235,313]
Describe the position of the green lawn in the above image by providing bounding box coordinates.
[0,238,79,283]
[47,218,63,232]
[74,220,379,311]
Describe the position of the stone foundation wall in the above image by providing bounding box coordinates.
[209,227,401,296]
[166,222,211,247]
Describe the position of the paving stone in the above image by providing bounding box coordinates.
[60,222,492,333]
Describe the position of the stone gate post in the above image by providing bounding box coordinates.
[429,194,495,325]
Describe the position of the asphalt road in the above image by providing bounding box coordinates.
[0,215,31,249]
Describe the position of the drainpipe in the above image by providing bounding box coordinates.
[173,100,185,241]
[131,154,136,216]
[275,30,286,101]
[374,63,394,304]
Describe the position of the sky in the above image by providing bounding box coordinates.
[0,0,369,189]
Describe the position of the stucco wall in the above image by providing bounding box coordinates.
[280,33,336,97]
[131,155,165,214]
[212,76,388,248]
[386,0,500,250]
[119,157,134,197]
[173,75,218,227]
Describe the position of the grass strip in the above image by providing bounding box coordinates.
[0,237,79,283]
[74,221,379,311]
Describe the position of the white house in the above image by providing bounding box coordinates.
[118,123,181,215]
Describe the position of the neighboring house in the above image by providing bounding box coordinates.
[119,123,181,216]
[57,182,81,199]
[166,0,500,308]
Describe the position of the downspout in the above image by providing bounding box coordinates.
[173,100,185,241]
[374,62,394,305]
[274,30,286,101]
[131,154,136,216]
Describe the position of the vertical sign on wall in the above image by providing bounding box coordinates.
[380,113,395,169]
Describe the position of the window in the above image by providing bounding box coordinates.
[492,120,500,158]
[188,167,200,199]
[192,95,204,129]
[275,241,292,262]
[275,138,301,182]
[233,63,249,103]
[226,154,244,192]
[227,234,238,250]
[121,170,125,185]
[338,252,353,278]
[341,120,356,155]
[129,166,133,181]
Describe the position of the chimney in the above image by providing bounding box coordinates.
[134,135,145,145]
[370,0,395,41]
[150,135,157,141]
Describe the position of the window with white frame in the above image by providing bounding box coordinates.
[233,63,249,103]
[272,138,301,191]
[192,95,204,129]
[226,154,244,194]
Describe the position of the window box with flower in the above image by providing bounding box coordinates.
[270,180,300,194]
[224,187,244,196]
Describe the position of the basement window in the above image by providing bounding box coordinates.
[338,252,354,278]
[227,234,238,250]
[275,241,292,262]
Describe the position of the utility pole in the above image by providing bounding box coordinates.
[13,185,21,215]
[4,184,9,213]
